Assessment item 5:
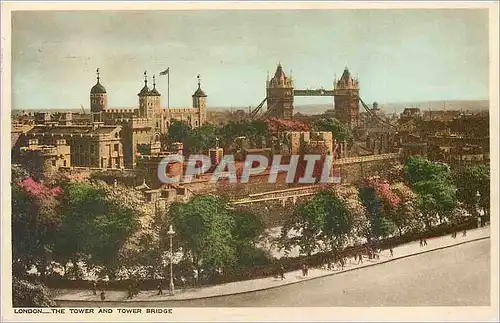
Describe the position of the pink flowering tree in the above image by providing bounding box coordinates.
[389,182,422,235]
[12,173,63,277]
[358,177,400,240]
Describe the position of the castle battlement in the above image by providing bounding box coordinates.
[21,145,59,156]
[104,108,136,114]
[116,117,153,129]
[137,153,177,161]
[167,108,198,114]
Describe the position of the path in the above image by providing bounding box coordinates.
[53,226,490,303]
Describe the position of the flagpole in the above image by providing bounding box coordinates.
[168,69,170,110]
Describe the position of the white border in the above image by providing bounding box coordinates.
[1,2,498,322]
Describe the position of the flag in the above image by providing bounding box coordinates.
[159,67,170,76]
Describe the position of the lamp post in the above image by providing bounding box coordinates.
[167,225,175,296]
[476,190,482,228]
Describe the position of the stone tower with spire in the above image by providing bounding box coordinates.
[138,71,156,119]
[90,68,107,123]
[192,74,207,126]
[333,67,360,128]
[266,63,294,120]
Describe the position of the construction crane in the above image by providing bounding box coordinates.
[80,104,86,115]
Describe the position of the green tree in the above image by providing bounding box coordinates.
[55,182,140,279]
[403,156,451,185]
[188,124,218,154]
[358,186,385,240]
[454,164,490,219]
[168,195,237,276]
[413,180,457,227]
[313,117,353,142]
[167,119,192,149]
[334,185,369,245]
[403,157,457,228]
[280,190,354,256]
[321,191,353,252]
[279,194,326,257]
[232,210,270,268]
[218,120,268,149]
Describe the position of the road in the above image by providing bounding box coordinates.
[59,238,490,307]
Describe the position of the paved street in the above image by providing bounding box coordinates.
[56,227,490,307]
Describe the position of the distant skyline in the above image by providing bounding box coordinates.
[12,9,489,111]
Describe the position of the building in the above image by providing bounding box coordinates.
[18,138,71,177]
[266,64,294,120]
[93,70,207,167]
[400,107,421,124]
[333,67,360,128]
[285,131,334,155]
[17,123,125,169]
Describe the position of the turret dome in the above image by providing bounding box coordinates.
[90,68,106,94]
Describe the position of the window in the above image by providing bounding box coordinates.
[114,144,119,152]
[63,160,67,167]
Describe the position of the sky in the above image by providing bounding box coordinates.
[11,9,489,110]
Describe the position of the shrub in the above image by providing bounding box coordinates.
[12,277,56,308]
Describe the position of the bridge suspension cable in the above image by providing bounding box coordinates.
[250,97,267,118]
[359,97,416,132]
[249,98,282,120]
[359,97,398,130]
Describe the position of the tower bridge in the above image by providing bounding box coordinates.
[255,63,361,128]
[293,89,335,97]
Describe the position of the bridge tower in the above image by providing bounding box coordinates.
[333,67,360,128]
[266,63,294,120]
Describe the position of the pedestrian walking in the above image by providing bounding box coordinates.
[279,265,285,280]
[192,268,199,288]
[358,254,363,264]
[132,278,140,297]
[304,263,309,277]
[389,247,393,257]
[462,229,467,237]
[100,290,106,302]
[301,263,306,277]
[127,284,133,299]
[92,280,97,296]
[452,231,457,239]
[423,239,428,246]
[419,239,423,247]
[157,280,163,295]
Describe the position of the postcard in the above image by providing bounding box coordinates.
[1,1,498,322]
